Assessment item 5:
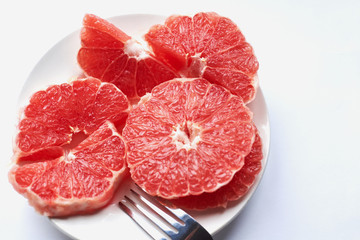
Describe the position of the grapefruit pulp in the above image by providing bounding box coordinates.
[9,78,130,216]
[123,78,256,199]
[169,130,262,210]
[145,12,259,103]
[77,14,179,103]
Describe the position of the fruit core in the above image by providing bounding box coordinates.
[124,39,148,59]
[182,53,207,77]
[171,121,202,151]
[62,131,88,161]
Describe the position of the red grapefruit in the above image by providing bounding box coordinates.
[9,78,130,216]
[169,131,262,210]
[77,14,180,103]
[123,78,256,199]
[145,12,259,103]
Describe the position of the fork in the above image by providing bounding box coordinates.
[119,183,213,240]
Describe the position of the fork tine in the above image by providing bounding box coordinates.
[160,199,214,240]
[131,187,184,228]
[163,205,194,224]
[119,199,168,240]
[120,184,213,240]
[126,191,178,235]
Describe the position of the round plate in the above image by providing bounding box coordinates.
[18,14,270,239]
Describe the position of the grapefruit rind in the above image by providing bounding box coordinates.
[123,78,256,199]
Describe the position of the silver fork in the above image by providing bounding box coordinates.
[119,183,213,240]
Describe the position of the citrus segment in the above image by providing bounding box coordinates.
[165,15,195,55]
[192,12,220,53]
[189,84,231,122]
[145,12,259,103]
[10,121,127,216]
[77,14,179,102]
[9,78,130,216]
[123,78,255,199]
[81,13,131,43]
[169,131,262,210]
[16,77,129,157]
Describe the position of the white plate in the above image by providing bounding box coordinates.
[18,14,270,239]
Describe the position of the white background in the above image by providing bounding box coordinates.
[1,0,360,239]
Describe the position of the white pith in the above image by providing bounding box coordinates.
[124,38,149,59]
[64,151,75,163]
[180,53,207,77]
[138,92,152,105]
[170,121,202,151]
[193,53,207,76]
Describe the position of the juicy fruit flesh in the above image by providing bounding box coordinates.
[169,131,262,210]
[123,78,256,199]
[10,78,130,216]
[15,78,129,155]
[145,12,259,103]
[77,14,179,103]
[11,12,263,216]
[10,121,127,216]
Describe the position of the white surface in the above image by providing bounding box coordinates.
[1,0,360,239]
[16,13,269,239]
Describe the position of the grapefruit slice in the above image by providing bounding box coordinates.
[9,78,130,216]
[77,14,179,103]
[123,78,256,199]
[169,131,262,210]
[145,12,259,103]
